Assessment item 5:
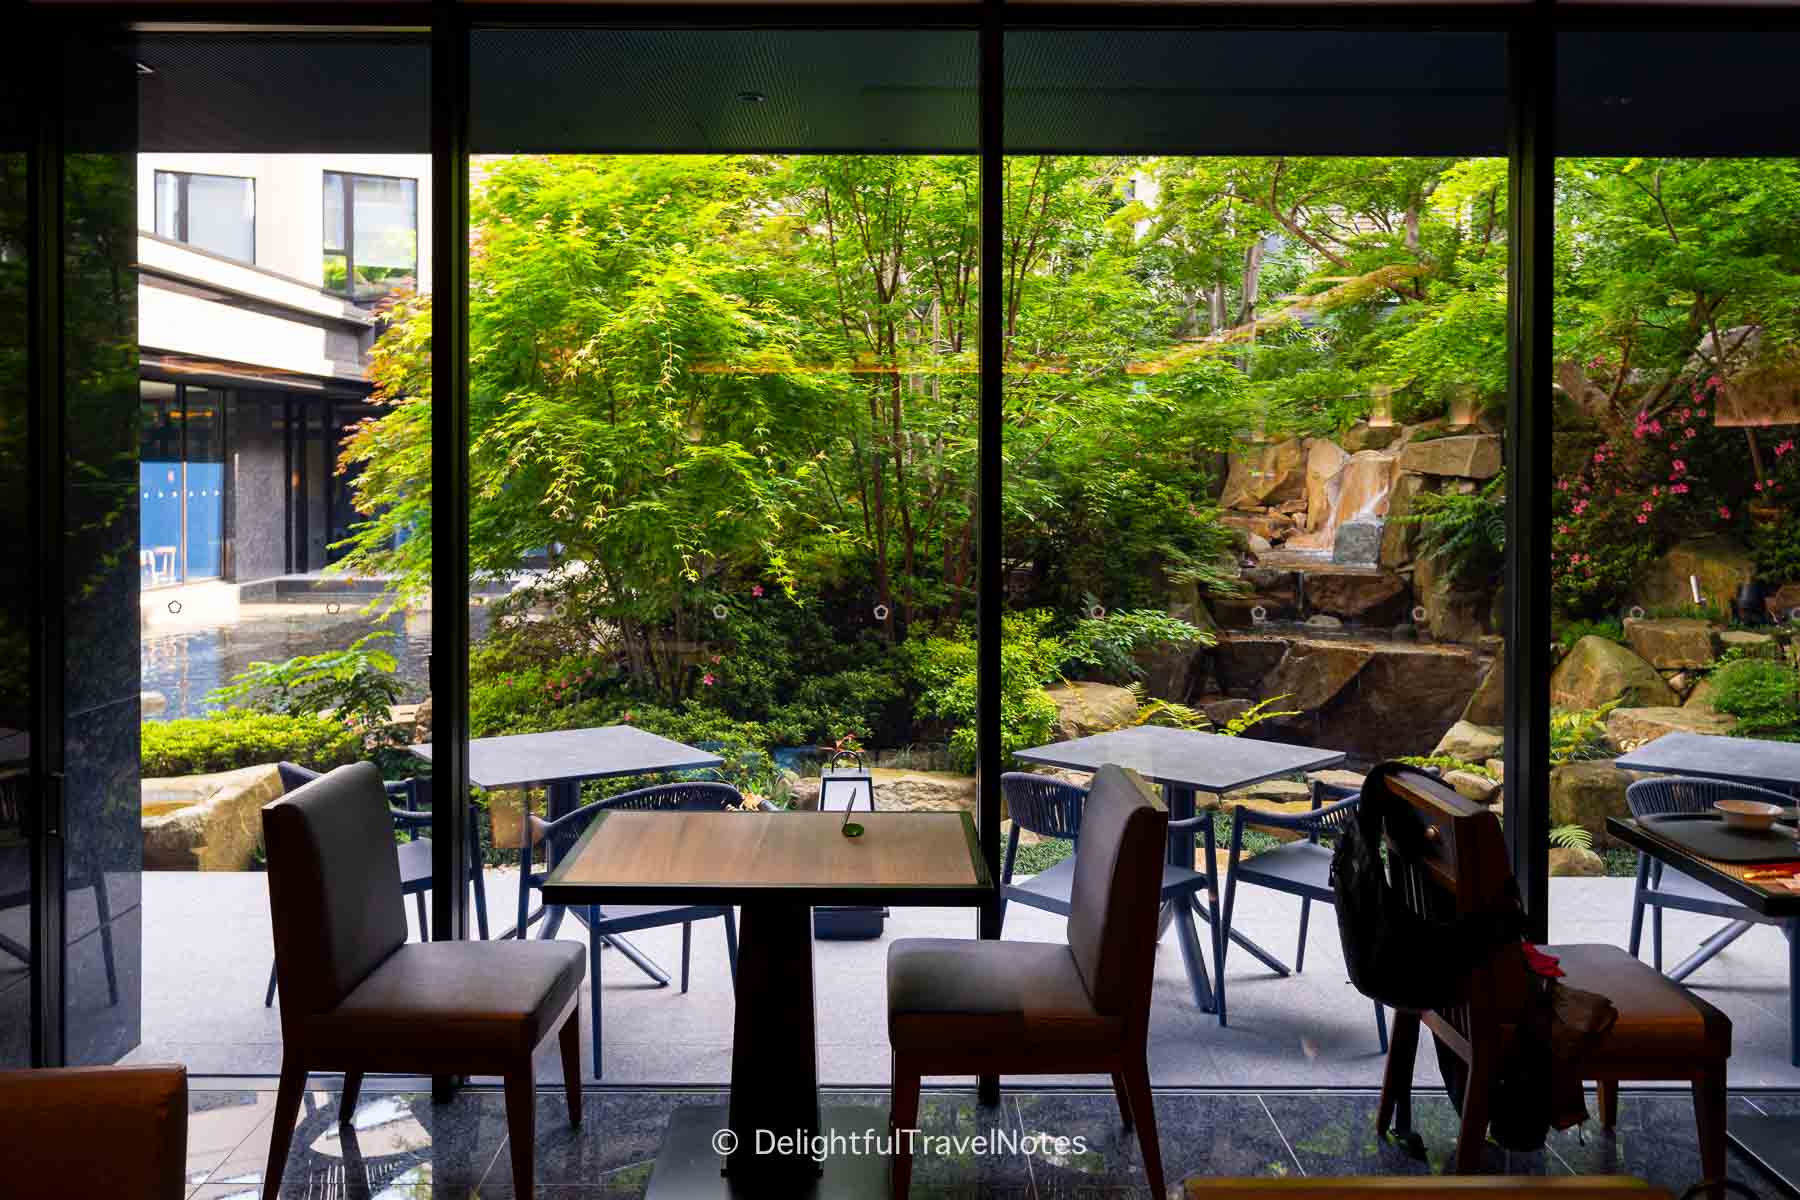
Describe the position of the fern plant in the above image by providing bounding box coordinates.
[1549,823,1594,852]
[1401,472,1507,586]
[1123,682,1207,730]
[1218,694,1302,736]
[1549,700,1620,766]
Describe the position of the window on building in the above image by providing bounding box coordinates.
[152,169,255,263]
[323,170,418,302]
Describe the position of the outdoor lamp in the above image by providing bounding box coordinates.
[1368,384,1394,428]
[1450,382,1478,427]
[819,749,873,837]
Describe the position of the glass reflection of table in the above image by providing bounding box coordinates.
[543,808,993,1197]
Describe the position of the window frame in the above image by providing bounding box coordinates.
[151,167,257,264]
[322,167,420,303]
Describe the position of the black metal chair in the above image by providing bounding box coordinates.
[516,780,741,1078]
[1216,779,1388,1049]
[998,771,1224,1016]
[1626,775,1793,981]
[265,763,489,1006]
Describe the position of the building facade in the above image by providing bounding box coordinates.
[135,153,431,586]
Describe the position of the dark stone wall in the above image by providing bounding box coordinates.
[229,394,288,582]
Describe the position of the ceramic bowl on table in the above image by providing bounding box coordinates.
[1714,797,1786,832]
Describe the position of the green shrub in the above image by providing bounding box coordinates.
[142,709,362,777]
[1753,516,1800,586]
[1400,473,1506,587]
[1554,617,1625,655]
[1710,658,1800,739]
[764,667,906,747]
[1059,601,1214,685]
[206,632,404,732]
[1549,701,1619,766]
[907,613,1061,772]
[1396,754,1495,780]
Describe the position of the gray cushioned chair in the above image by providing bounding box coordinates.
[262,762,585,1200]
[886,763,1169,1199]
[0,1064,187,1199]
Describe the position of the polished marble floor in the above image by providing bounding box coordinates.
[182,1080,1800,1198]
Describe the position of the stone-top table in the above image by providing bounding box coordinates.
[1614,730,1800,794]
[1013,726,1345,1016]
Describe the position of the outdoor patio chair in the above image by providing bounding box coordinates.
[261,762,583,1200]
[1375,768,1729,1182]
[999,770,1221,1014]
[1216,778,1388,1046]
[888,764,1170,1199]
[1626,775,1791,981]
[516,780,741,1078]
[265,764,490,1006]
[0,1065,187,1199]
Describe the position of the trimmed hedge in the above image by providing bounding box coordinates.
[142,709,363,778]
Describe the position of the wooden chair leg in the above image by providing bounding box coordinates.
[1693,1066,1727,1195]
[1377,1010,1420,1136]
[504,1061,538,1200]
[262,1058,308,1200]
[1110,1070,1134,1130]
[1121,1058,1165,1198]
[339,1071,364,1123]
[890,1054,922,1200]
[1453,1050,1494,1174]
[1595,1078,1619,1129]
[560,1011,583,1127]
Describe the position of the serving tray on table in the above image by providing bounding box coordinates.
[1642,811,1800,864]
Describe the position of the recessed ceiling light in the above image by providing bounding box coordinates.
[736,91,767,104]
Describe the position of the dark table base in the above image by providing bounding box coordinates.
[1729,1114,1800,1195]
[646,1105,894,1199]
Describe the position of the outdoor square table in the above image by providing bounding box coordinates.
[1615,730,1800,797]
[543,808,993,1197]
[1013,726,1346,1013]
[410,726,723,979]
[1608,813,1800,1192]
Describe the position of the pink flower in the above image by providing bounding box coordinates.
[1682,408,1692,421]
[1573,499,1588,514]
[1637,514,1648,524]
[1685,427,1697,439]
[703,673,716,686]
[1719,506,1732,520]
[1559,524,1571,535]
[1642,499,1654,510]
[1697,408,1707,418]
[1595,451,1607,463]
[623,711,634,722]
[751,584,765,598]
[711,654,722,664]
[1708,375,1722,389]
[1756,481,1767,492]
[1672,459,1686,473]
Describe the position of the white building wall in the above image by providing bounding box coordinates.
[136,153,432,294]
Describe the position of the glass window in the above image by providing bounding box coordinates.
[322,170,417,302]
[151,169,255,263]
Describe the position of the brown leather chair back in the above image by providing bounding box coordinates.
[0,1064,188,1199]
[262,761,407,1022]
[1067,764,1170,1023]
[1380,767,1531,1056]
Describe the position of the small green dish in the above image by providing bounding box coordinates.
[841,822,865,838]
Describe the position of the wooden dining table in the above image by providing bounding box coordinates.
[543,807,994,1197]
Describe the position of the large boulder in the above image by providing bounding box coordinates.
[1204,779,1315,845]
[1308,641,1489,761]
[1549,636,1677,710]
[790,768,977,814]
[142,764,286,871]
[1044,681,1139,740]
[1549,847,1606,877]
[1220,438,1309,510]
[1630,535,1755,613]
[1767,583,1800,622]
[1380,472,1430,568]
[1549,760,1635,845]
[1262,640,1374,712]
[1301,569,1411,625]
[1684,676,1720,713]
[1210,634,1292,694]
[1398,434,1503,480]
[1415,554,1493,645]
[1433,720,1504,763]
[1461,650,1505,725]
[1623,618,1717,670]
[1719,630,1780,659]
[1303,440,1351,531]
[1605,705,1737,752]
[1341,421,1403,453]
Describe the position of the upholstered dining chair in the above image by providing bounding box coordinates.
[0,1065,188,1199]
[1625,775,1791,980]
[265,762,490,1006]
[262,762,584,1200]
[516,781,740,1078]
[887,763,1169,1199]
[1374,768,1730,1182]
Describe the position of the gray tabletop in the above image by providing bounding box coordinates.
[1013,726,1345,794]
[1614,731,1800,791]
[409,725,722,790]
